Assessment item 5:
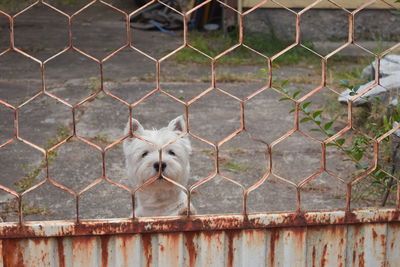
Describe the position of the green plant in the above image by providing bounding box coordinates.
[175,31,318,66]
[221,161,250,173]
[85,77,101,94]
[276,78,400,206]
[397,0,400,14]
[0,0,29,12]
[3,200,51,216]
[91,133,111,144]
[15,125,70,193]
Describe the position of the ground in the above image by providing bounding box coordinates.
[0,3,397,221]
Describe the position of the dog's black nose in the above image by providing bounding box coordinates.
[153,162,166,172]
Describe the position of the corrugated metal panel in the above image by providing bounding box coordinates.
[1,211,400,266]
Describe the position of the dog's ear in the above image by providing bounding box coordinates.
[167,115,186,132]
[123,119,144,157]
[131,119,145,134]
[125,119,144,136]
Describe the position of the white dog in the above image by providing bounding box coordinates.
[123,115,195,217]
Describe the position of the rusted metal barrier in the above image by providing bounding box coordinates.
[1,210,400,266]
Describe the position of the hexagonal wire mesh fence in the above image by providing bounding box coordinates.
[0,0,399,225]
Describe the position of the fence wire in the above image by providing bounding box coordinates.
[0,0,399,223]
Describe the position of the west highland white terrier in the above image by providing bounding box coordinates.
[123,115,195,217]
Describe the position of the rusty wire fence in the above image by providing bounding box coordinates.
[0,0,399,225]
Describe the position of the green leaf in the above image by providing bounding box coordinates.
[336,138,345,146]
[356,162,369,170]
[289,108,295,114]
[383,115,388,126]
[302,101,312,109]
[279,97,291,102]
[292,90,302,99]
[340,79,350,88]
[326,143,338,147]
[300,117,312,123]
[310,128,322,132]
[312,110,323,118]
[281,80,289,87]
[353,151,363,161]
[260,68,267,73]
[324,121,334,130]
[372,169,387,180]
[326,129,334,135]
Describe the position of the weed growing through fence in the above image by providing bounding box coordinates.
[222,161,250,173]
[15,125,70,193]
[91,133,111,144]
[275,78,400,206]
[2,200,51,218]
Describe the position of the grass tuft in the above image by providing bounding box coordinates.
[176,31,317,66]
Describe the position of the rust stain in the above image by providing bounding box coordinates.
[185,231,197,267]
[269,229,279,267]
[30,237,48,245]
[225,230,241,267]
[380,234,385,248]
[72,236,98,265]
[40,249,50,265]
[353,224,362,237]
[320,244,327,267]
[57,238,65,267]
[100,235,110,267]
[141,234,152,267]
[338,238,344,267]
[312,246,316,267]
[359,252,365,267]
[287,227,306,251]
[163,233,180,266]
[3,239,24,267]
[243,229,264,247]
[325,225,346,266]
[202,231,224,250]
[120,237,128,266]
[372,229,378,240]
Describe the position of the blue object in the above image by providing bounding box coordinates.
[149,20,176,35]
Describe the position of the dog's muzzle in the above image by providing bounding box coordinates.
[153,162,166,172]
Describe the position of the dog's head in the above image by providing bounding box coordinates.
[123,116,192,189]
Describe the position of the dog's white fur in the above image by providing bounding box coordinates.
[123,116,195,217]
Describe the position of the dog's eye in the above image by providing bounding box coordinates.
[141,151,148,158]
[168,150,176,156]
